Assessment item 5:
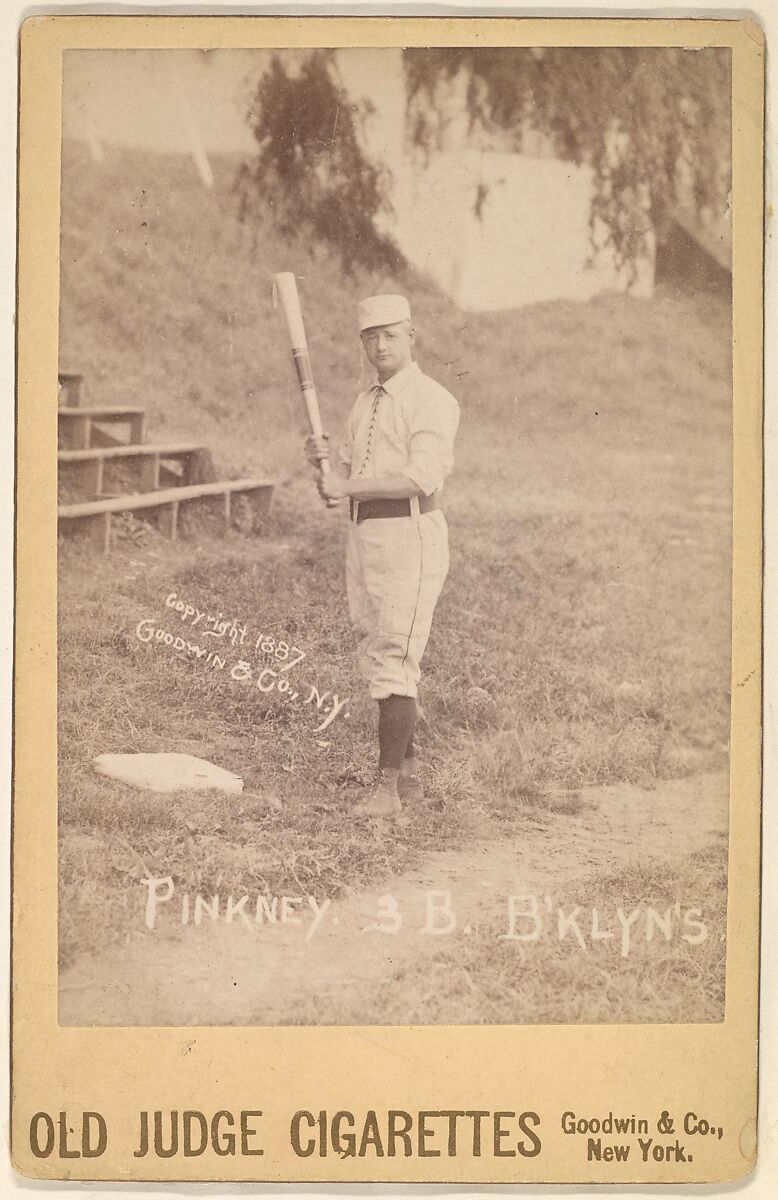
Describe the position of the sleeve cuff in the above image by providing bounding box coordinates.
[401,464,438,497]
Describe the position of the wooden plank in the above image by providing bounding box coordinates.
[58,406,145,418]
[58,441,202,463]
[59,478,274,519]
[59,481,275,548]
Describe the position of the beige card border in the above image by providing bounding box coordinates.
[12,15,764,1184]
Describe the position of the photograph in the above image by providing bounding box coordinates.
[54,43,735,1029]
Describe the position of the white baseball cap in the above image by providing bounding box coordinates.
[358,294,411,332]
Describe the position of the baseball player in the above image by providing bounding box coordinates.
[305,294,460,817]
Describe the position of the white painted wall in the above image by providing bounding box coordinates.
[336,47,655,310]
[398,149,655,310]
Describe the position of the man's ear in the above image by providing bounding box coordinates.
[408,324,416,345]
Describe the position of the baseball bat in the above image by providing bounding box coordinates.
[272,272,339,507]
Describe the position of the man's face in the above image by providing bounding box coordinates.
[360,320,415,381]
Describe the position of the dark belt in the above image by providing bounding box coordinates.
[350,493,438,523]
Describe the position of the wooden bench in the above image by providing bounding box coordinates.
[59,441,205,495]
[58,406,146,450]
[58,478,274,553]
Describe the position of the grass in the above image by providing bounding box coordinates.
[289,847,727,1026]
[58,141,732,1021]
[58,532,491,967]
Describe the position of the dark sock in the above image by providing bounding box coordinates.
[404,699,420,759]
[378,695,417,771]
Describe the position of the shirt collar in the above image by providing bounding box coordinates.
[374,361,420,398]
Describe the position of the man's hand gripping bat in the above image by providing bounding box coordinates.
[272,272,339,508]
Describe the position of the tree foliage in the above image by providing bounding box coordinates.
[238,51,401,273]
[241,47,731,271]
[406,47,731,266]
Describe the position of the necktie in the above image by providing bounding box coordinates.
[357,385,385,477]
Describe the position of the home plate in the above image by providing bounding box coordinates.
[92,753,243,795]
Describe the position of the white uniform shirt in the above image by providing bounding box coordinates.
[338,361,460,497]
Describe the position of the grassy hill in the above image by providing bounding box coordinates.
[57,141,734,985]
[59,140,731,495]
[59,140,462,483]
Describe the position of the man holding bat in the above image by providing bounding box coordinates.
[305,294,460,817]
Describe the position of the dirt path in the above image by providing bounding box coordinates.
[59,771,728,1026]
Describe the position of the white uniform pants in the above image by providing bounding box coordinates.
[346,508,450,700]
